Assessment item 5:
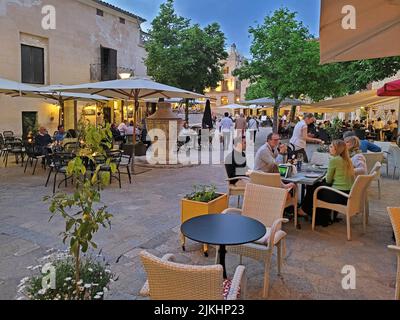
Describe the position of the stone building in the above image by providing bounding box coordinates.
[205,44,250,111]
[0,0,148,136]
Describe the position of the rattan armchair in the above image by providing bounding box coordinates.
[249,171,298,227]
[387,207,400,300]
[312,172,376,241]
[219,183,289,298]
[226,176,250,208]
[363,152,384,198]
[139,250,246,300]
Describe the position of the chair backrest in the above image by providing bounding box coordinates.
[390,145,400,168]
[3,131,14,138]
[363,152,384,174]
[369,161,382,176]
[121,144,134,158]
[140,251,224,300]
[348,173,376,216]
[387,208,400,246]
[242,183,287,228]
[249,171,282,188]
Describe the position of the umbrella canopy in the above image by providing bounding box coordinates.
[320,0,400,64]
[55,77,205,100]
[0,78,40,94]
[202,100,213,129]
[243,98,304,106]
[377,79,400,96]
[216,104,247,110]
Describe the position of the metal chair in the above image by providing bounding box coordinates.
[23,142,45,175]
[120,144,134,184]
[45,152,75,194]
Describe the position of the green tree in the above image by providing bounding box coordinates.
[234,8,345,132]
[145,0,227,122]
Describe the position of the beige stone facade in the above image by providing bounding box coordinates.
[0,0,148,136]
[205,44,250,111]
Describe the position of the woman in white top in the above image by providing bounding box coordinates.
[289,113,322,162]
[344,136,367,176]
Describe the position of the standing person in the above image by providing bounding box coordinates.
[289,113,322,162]
[220,112,234,151]
[235,113,247,136]
[374,117,384,141]
[248,116,259,143]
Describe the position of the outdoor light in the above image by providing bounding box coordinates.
[119,73,131,80]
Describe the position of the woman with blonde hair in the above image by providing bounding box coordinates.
[344,136,367,176]
[299,140,355,226]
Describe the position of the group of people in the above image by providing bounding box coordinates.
[341,118,398,142]
[111,118,148,145]
[225,112,377,227]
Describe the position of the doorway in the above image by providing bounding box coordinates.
[103,107,112,124]
[21,111,38,139]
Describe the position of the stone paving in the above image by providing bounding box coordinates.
[0,127,399,300]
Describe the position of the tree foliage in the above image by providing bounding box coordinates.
[145,0,227,93]
[235,8,400,132]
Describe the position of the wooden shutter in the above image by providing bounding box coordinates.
[21,44,44,84]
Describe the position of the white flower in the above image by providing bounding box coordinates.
[88,268,93,272]
[38,289,46,295]
[94,295,101,299]
[96,292,104,296]
[84,284,91,289]
[77,280,83,285]
[65,277,72,282]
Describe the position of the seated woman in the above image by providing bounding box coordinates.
[299,140,355,226]
[344,136,367,176]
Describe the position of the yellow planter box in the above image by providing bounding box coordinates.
[180,193,229,256]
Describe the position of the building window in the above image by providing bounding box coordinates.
[120,17,125,24]
[222,80,229,92]
[221,96,229,105]
[21,44,44,84]
[223,66,230,74]
[236,81,241,91]
[100,46,118,81]
[96,9,104,16]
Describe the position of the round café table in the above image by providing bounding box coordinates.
[181,214,266,279]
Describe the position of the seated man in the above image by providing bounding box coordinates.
[343,131,382,153]
[54,125,66,143]
[254,133,295,190]
[35,126,52,152]
[224,136,248,186]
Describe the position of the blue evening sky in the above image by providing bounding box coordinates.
[108,0,321,57]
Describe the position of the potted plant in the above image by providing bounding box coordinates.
[17,122,117,300]
[181,185,228,256]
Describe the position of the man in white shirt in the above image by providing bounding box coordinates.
[248,116,259,143]
[220,112,234,150]
[289,113,322,162]
[118,120,128,136]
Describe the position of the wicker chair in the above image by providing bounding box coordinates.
[139,250,246,300]
[249,171,298,227]
[387,207,400,300]
[363,152,384,198]
[312,172,377,241]
[219,183,289,298]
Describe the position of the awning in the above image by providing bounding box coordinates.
[302,90,400,112]
[320,0,400,64]
[378,79,400,96]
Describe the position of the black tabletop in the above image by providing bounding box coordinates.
[181,214,266,246]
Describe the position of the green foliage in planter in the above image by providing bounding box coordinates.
[184,185,220,203]
[19,252,115,300]
[43,121,116,297]
[325,117,343,141]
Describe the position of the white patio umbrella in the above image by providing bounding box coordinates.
[0,77,40,94]
[55,77,205,142]
[243,98,304,106]
[4,84,111,126]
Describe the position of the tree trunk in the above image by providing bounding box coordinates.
[273,103,279,133]
[290,105,297,122]
[185,99,190,124]
[75,247,80,297]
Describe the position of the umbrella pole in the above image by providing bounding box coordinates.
[133,89,139,145]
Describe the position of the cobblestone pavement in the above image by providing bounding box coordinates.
[0,127,399,300]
